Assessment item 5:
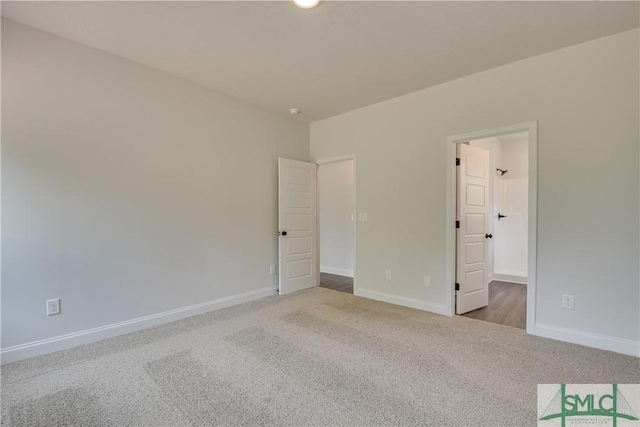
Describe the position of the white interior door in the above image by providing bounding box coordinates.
[278,158,317,295]
[456,144,490,314]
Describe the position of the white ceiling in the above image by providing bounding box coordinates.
[3,1,638,122]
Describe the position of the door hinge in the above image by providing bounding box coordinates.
[456,158,460,166]
[455,220,460,229]
[455,283,460,291]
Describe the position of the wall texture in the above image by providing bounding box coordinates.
[3,20,638,359]
[318,160,355,277]
[1,20,309,352]
[311,29,639,352]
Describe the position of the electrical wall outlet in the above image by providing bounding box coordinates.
[562,294,574,309]
[423,275,431,287]
[47,298,61,316]
[269,265,277,275]
[385,270,391,280]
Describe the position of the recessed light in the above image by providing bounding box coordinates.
[289,108,302,115]
[293,0,320,9]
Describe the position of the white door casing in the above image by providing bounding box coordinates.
[446,121,537,334]
[456,144,490,314]
[278,158,318,295]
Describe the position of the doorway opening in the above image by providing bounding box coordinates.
[459,132,529,328]
[317,158,356,294]
[445,122,537,334]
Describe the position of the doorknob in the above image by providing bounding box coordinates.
[485,234,493,239]
[279,231,288,236]
[498,213,507,220]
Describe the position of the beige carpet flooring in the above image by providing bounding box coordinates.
[2,287,638,426]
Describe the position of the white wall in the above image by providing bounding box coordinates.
[494,178,528,279]
[494,133,528,280]
[311,29,639,354]
[318,160,355,277]
[501,135,529,180]
[1,20,309,356]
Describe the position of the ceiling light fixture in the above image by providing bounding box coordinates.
[293,0,320,9]
[289,108,302,115]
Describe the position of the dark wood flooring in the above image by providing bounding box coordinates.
[320,272,353,294]
[460,281,526,329]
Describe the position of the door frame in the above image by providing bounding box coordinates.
[314,154,358,295]
[445,122,538,334]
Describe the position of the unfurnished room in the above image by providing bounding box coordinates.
[1,1,639,426]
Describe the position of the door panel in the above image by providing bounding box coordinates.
[286,259,313,279]
[278,158,317,295]
[286,214,311,231]
[466,155,486,177]
[465,243,484,263]
[465,270,485,293]
[287,191,311,208]
[287,237,312,255]
[466,184,485,206]
[456,144,490,314]
[466,214,485,234]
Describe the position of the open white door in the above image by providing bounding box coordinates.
[278,158,318,295]
[456,144,490,314]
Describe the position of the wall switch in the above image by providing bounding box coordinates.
[423,275,431,287]
[351,214,355,221]
[47,298,61,316]
[385,270,391,280]
[269,265,277,275]
[562,294,574,309]
[358,213,368,222]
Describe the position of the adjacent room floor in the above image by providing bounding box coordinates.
[319,272,353,294]
[2,288,637,427]
[460,281,526,329]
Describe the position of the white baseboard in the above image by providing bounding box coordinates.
[535,323,639,357]
[320,266,354,278]
[355,288,450,316]
[1,286,278,365]
[492,273,527,285]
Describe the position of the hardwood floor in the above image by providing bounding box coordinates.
[320,272,353,294]
[460,280,526,329]
[319,274,523,327]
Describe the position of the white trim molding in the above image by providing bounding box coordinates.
[0,286,277,365]
[320,266,354,278]
[492,274,527,285]
[535,323,640,357]
[445,121,538,335]
[355,288,449,316]
[315,154,356,166]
